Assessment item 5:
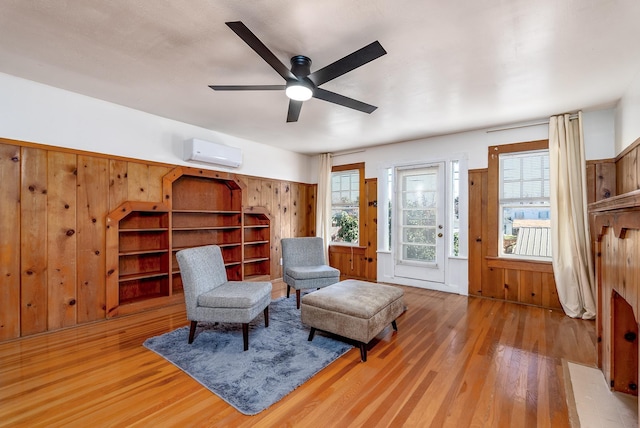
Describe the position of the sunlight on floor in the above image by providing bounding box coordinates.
[567,361,638,428]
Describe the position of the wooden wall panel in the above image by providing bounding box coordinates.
[281,182,292,238]
[20,147,49,336]
[307,184,316,237]
[616,145,639,195]
[540,272,561,310]
[616,146,640,194]
[364,179,377,281]
[109,160,128,210]
[481,266,504,299]
[0,138,315,341]
[596,161,617,200]
[247,178,261,207]
[76,155,108,323]
[470,155,561,310]
[148,165,171,202]
[504,269,519,302]
[127,162,150,202]
[468,169,486,296]
[290,183,301,237]
[329,245,367,280]
[47,151,78,329]
[0,143,21,340]
[519,270,543,307]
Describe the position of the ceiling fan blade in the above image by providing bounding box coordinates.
[308,41,386,86]
[209,85,286,91]
[225,21,295,81]
[287,100,303,122]
[313,88,377,114]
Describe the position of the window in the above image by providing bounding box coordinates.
[450,160,460,257]
[330,163,364,245]
[498,148,551,260]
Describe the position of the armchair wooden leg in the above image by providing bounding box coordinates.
[242,323,249,351]
[296,290,301,309]
[264,306,269,328]
[188,321,197,344]
[287,285,291,298]
[392,320,398,331]
[308,327,316,341]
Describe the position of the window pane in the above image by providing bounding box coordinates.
[501,205,551,257]
[403,244,436,262]
[499,149,551,259]
[403,209,436,226]
[331,168,360,245]
[451,160,460,257]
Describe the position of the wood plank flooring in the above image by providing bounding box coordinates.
[0,282,596,427]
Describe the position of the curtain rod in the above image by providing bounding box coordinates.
[486,113,579,133]
[331,149,366,157]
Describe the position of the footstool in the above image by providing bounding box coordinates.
[301,279,405,362]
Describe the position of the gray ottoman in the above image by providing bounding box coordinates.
[301,279,405,362]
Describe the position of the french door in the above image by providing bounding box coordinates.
[393,162,446,284]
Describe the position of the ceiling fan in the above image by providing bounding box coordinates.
[209,21,387,123]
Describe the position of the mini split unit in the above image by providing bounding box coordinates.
[183,138,242,168]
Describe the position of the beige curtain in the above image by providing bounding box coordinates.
[549,112,596,319]
[316,153,332,259]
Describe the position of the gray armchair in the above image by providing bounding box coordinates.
[281,237,340,309]
[176,245,272,351]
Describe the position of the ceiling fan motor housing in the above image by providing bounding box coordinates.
[290,55,312,77]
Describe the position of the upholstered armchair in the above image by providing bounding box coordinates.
[176,245,272,351]
[281,237,340,309]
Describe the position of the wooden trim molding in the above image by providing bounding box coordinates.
[485,257,554,273]
[615,136,640,162]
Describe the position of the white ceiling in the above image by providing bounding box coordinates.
[1,0,640,155]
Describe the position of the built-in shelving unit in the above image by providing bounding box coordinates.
[243,207,272,280]
[106,201,175,317]
[106,167,272,317]
[166,168,245,286]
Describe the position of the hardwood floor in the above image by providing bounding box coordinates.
[0,282,596,427]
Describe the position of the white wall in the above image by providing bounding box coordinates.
[615,69,640,155]
[327,108,616,295]
[332,108,615,174]
[0,72,314,183]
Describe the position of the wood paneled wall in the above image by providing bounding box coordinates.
[616,136,640,195]
[468,166,562,309]
[589,136,640,398]
[0,138,315,342]
[468,138,622,310]
[468,141,563,310]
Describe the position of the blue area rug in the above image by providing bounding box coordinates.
[143,296,353,415]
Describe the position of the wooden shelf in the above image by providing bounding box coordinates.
[119,272,169,282]
[119,228,169,233]
[172,209,241,214]
[244,257,269,264]
[119,249,169,256]
[172,226,241,231]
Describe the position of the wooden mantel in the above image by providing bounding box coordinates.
[590,189,640,396]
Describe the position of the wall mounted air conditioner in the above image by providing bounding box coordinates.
[183,138,242,168]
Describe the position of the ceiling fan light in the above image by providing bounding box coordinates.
[285,83,313,101]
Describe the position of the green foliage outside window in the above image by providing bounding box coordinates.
[332,211,358,243]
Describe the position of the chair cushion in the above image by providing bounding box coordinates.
[286,265,340,280]
[197,281,272,309]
